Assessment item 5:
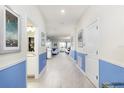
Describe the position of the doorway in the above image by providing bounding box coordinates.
[26,19,39,80]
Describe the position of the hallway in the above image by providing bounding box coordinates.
[1,5,124,88]
[28,53,95,88]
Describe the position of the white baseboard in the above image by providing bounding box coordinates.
[69,56,85,75]
[75,64,86,76]
[69,55,77,63]
[38,66,46,78]
[0,57,26,71]
[69,56,97,87]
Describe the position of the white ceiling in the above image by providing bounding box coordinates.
[39,5,88,39]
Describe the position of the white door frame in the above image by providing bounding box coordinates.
[34,27,39,79]
[26,16,39,79]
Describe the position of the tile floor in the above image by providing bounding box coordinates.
[27,53,95,88]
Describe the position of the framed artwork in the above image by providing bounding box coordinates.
[41,32,45,46]
[28,37,34,52]
[0,6,21,54]
[54,43,57,47]
[71,36,73,46]
[78,29,84,47]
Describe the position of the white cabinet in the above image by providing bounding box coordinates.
[27,53,37,77]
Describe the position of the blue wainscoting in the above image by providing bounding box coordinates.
[77,52,86,72]
[70,50,77,61]
[39,52,47,74]
[0,61,26,88]
[99,60,124,88]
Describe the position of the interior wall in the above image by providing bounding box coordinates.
[77,5,124,67]
[26,27,36,76]
[0,5,46,87]
[0,5,46,69]
[71,5,124,87]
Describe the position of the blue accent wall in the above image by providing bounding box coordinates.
[0,61,26,88]
[39,52,47,74]
[99,60,124,88]
[77,52,86,72]
[70,50,77,61]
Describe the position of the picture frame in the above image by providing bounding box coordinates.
[28,37,34,52]
[0,6,21,54]
[71,36,73,46]
[41,32,45,46]
[78,29,84,47]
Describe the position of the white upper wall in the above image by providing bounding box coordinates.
[0,5,46,69]
[75,6,124,67]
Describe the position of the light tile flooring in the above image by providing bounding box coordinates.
[27,53,95,88]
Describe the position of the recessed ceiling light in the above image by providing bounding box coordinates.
[60,9,65,14]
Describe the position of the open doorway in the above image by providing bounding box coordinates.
[26,19,38,81]
[59,41,71,54]
[59,42,66,52]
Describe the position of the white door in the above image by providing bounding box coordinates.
[85,20,100,87]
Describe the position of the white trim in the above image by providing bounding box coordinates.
[69,55,86,76]
[0,57,26,71]
[99,57,124,69]
[76,51,87,55]
[75,63,86,76]
[34,27,39,79]
[39,52,46,55]
[38,66,46,79]
[74,62,97,87]
[69,55,77,63]
[69,55,96,87]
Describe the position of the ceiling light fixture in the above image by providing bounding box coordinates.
[60,9,65,14]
